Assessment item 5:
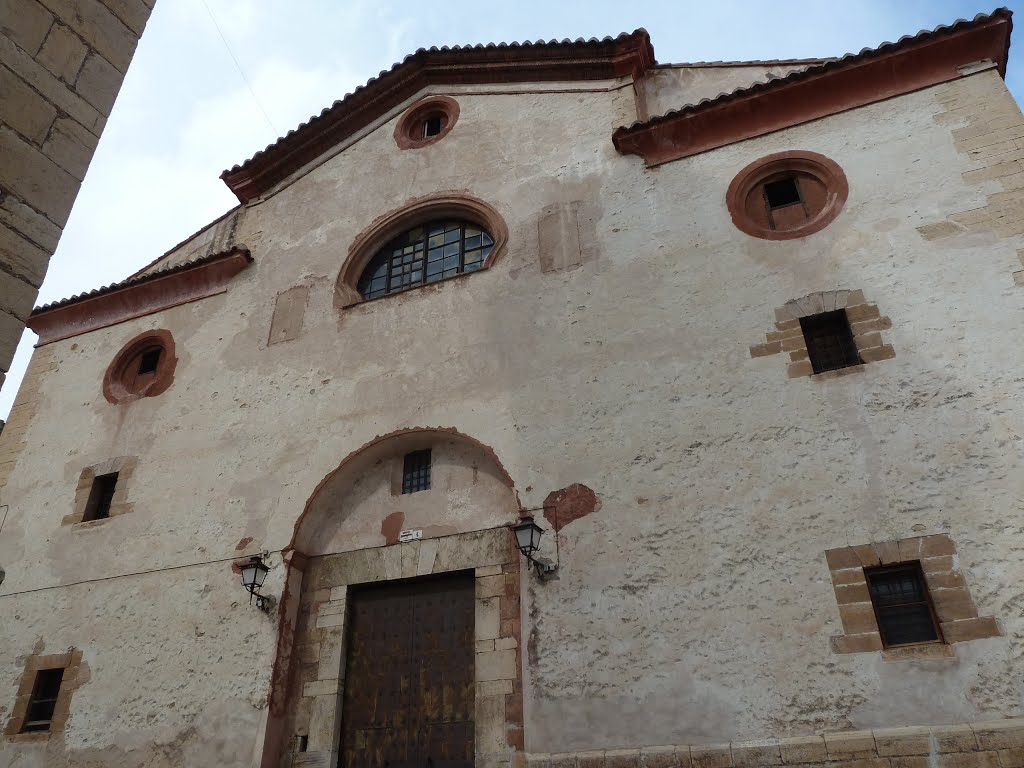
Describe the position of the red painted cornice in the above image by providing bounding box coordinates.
[613,10,1013,166]
[221,30,655,203]
[28,247,253,345]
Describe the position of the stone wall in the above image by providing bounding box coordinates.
[524,718,1024,768]
[0,0,154,388]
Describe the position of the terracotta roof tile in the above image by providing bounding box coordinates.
[619,9,1012,134]
[32,246,252,314]
[220,29,656,202]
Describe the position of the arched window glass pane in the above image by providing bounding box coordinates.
[357,220,494,299]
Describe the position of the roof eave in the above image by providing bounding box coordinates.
[221,30,656,204]
[613,9,1013,166]
[28,247,253,345]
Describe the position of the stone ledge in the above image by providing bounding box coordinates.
[524,718,1024,768]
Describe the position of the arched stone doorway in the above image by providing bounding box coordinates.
[263,428,524,768]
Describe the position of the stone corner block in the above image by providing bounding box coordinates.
[576,751,607,768]
[875,726,934,756]
[732,739,781,767]
[778,735,828,764]
[302,678,341,698]
[641,745,682,768]
[605,748,641,767]
[973,719,1024,751]
[824,730,878,759]
[691,744,733,768]
[549,753,580,768]
[931,724,979,753]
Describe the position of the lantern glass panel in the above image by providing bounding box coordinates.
[252,563,269,588]
[240,564,257,588]
[514,519,542,554]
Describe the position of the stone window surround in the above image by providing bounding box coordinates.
[333,192,509,309]
[63,456,137,527]
[394,95,460,150]
[726,150,849,240]
[102,329,177,405]
[285,528,523,768]
[826,534,1001,657]
[3,648,88,743]
[749,290,895,380]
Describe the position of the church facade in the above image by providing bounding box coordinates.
[2,10,1024,768]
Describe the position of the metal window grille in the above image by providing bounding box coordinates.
[866,563,942,647]
[402,450,431,494]
[21,668,64,732]
[358,221,494,299]
[799,310,862,374]
[83,472,118,521]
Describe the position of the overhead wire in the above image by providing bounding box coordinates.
[198,0,279,138]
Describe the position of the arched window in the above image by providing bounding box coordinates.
[357,220,494,299]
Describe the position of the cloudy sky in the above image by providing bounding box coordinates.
[2,0,1020,416]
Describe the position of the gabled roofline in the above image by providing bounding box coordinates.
[28,247,253,345]
[220,30,656,204]
[613,9,1013,166]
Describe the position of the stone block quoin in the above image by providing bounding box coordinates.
[749,289,895,378]
[825,534,1001,655]
[916,72,1024,288]
[0,0,153,380]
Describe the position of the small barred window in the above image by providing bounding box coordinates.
[22,668,64,733]
[800,310,861,374]
[866,563,942,647]
[358,221,494,299]
[402,450,431,494]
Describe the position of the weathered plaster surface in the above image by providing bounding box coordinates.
[639,63,818,118]
[1,67,1023,764]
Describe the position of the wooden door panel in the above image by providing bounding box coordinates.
[341,572,475,768]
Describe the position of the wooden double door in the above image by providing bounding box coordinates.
[340,571,475,768]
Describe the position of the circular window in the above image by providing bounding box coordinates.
[726,150,848,240]
[103,330,176,404]
[394,96,459,150]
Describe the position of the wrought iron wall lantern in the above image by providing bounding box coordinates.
[239,554,271,611]
[510,515,557,578]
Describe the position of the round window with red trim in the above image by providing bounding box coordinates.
[394,96,460,150]
[726,150,848,240]
[103,330,177,404]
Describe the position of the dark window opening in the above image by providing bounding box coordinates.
[799,310,861,374]
[357,220,494,300]
[21,667,64,732]
[402,450,431,494]
[763,177,802,209]
[137,347,161,375]
[423,115,443,137]
[866,562,942,647]
[83,472,118,521]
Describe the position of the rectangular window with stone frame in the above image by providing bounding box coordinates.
[3,650,86,742]
[826,535,1001,656]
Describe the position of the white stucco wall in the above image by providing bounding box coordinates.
[639,63,819,117]
[1,68,1022,764]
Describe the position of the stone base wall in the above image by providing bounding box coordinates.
[525,719,1024,768]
